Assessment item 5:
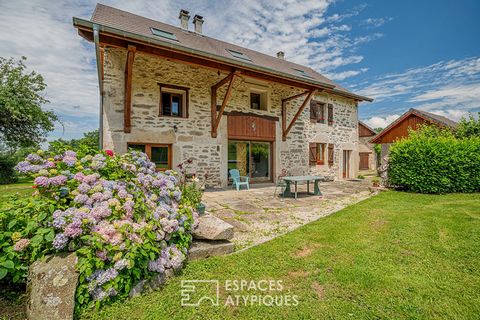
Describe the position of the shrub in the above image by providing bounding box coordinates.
[0,153,18,184]
[0,149,198,312]
[388,125,480,193]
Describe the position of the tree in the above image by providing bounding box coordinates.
[0,57,57,149]
[455,112,480,139]
[48,130,99,157]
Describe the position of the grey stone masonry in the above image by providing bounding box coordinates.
[102,48,360,187]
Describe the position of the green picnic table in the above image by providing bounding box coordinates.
[281,175,324,199]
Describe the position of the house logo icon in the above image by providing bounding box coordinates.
[181,280,220,306]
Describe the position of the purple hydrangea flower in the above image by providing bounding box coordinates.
[63,156,77,167]
[49,175,67,186]
[74,194,89,204]
[64,150,77,158]
[53,233,68,250]
[114,259,128,271]
[96,268,118,286]
[34,176,49,187]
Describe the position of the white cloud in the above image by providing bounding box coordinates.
[0,0,383,139]
[364,114,400,129]
[362,17,393,28]
[326,68,368,81]
[356,58,480,114]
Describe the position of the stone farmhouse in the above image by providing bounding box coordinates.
[73,4,372,188]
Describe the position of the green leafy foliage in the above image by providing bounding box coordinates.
[388,125,480,193]
[0,153,18,184]
[0,57,57,149]
[455,112,480,139]
[48,130,99,158]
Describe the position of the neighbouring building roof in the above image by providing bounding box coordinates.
[370,108,458,144]
[73,4,372,102]
[358,121,376,137]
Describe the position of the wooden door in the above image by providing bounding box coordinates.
[359,152,370,170]
[342,150,351,179]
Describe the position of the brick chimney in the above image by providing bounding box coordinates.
[193,14,204,34]
[179,9,190,30]
[277,51,285,59]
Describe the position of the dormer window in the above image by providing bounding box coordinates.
[293,68,314,79]
[150,27,177,41]
[226,49,251,61]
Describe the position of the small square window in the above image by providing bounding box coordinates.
[151,28,177,41]
[158,84,189,118]
[127,143,172,170]
[227,49,251,61]
[250,91,268,111]
[250,93,261,110]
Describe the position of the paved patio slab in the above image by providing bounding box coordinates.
[202,179,377,250]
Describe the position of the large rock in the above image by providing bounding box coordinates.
[188,240,234,261]
[26,253,79,320]
[193,214,234,240]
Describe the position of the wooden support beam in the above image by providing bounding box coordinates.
[282,89,316,141]
[211,71,238,138]
[282,90,309,103]
[124,45,136,133]
[215,74,236,129]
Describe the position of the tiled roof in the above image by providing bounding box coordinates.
[412,109,458,128]
[84,4,370,101]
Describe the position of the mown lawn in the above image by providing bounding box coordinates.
[0,178,33,202]
[81,192,480,320]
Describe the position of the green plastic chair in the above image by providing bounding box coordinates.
[274,169,289,197]
[229,169,249,191]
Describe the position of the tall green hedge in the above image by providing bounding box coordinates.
[388,126,480,193]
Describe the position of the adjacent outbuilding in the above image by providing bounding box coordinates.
[370,108,457,165]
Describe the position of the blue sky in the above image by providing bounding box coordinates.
[0,0,479,139]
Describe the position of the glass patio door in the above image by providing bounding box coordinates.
[228,141,271,182]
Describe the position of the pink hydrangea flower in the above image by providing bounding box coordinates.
[13,238,30,252]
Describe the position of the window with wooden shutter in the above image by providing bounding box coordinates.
[318,104,325,123]
[309,142,317,165]
[316,143,326,164]
[328,144,334,167]
[310,101,318,121]
[309,143,326,165]
[327,103,333,126]
[310,100,325,123]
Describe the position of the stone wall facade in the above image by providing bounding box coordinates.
[102,48,360,187]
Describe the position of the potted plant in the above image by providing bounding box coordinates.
[177,159,208,215]
[372,178,380,187]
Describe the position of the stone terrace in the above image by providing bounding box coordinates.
[203,179,376,250]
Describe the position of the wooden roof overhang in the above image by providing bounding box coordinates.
[73,18,372,137]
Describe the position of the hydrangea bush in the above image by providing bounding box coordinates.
[0,149,199,312]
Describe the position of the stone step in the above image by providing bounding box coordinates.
[192,214,234,240]
[188,240,234,261]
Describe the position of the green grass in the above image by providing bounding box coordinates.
[81,192,480,320]
[0,178,33,201]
